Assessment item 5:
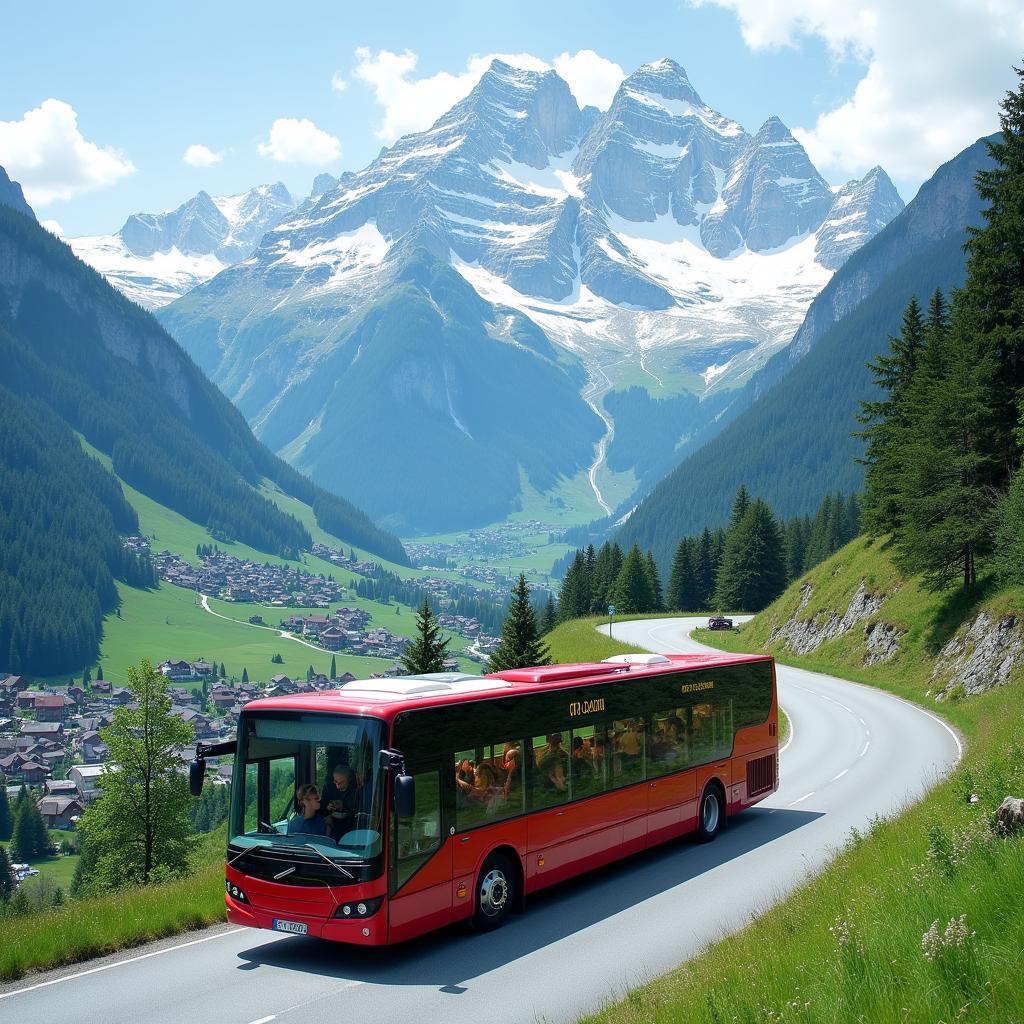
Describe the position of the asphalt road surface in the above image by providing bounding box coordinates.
[2,617,961,1024]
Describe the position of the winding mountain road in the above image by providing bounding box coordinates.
[1,617,961,1024]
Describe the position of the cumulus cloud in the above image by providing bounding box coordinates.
[330,70,349,93]
[353,47,623,142]
[690,0,1024,189]
[553,50,625,110]
[0,99,134,205]
[183,143,223,168]
[40,219,64,237]
[258,117,342,165]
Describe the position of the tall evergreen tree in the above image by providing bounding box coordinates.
[996,466,1024,585]
[241,667,249,684]
[489,575,550,671]
[590,542,623,614]
[10,798,50,861]
[644,551,664,612]
[667,537,698,611]
[401,599,450,675]
[695,529,716,611]
[857,296,926,534]
[329,654,337,681]
[613,545,655,614]
[557,551,590,622]
[539,594,557,635]
[784,515,808,581]
[713,499,788,612]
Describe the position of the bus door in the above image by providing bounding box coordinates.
[389,766,452,943]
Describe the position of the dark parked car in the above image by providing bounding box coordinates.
[707,616,734,631]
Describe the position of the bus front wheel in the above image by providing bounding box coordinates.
[695,784,724,843]
[473,852,516,931]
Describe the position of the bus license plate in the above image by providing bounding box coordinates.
[272,918,308,935]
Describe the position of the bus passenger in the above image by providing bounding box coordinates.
[321,765,357,839]
[457,762,503,813]
[501,743,521,797]
[287,784,330,837]
[571,736,593,782]
[537,733,569,794]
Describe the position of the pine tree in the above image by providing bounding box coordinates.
[784,515,807,581]
[726,484,751,534]
[74,659,196,888]
[857,296,926,534]
[219,662,226,680]
[539,594,557,635]
[0,844,13,903]
[306,665,314,682]
[996,467,1024,585]
[96,664,104,680]
[961,67,1024,473]
[0,784,11,842]
[330,654,337,680]
[10,798,49,860]
[590,542,623,615]
[644,551,664,612]
[489,575,550,671]
[241,667,249,683]
[695,529,716,611]
[557,551,590,621]
[666,537,695,611]
[613,545,655,614]
[401,599,450,675]
[713,499,787,612]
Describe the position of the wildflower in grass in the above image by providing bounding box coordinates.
[921,914,976,962]
[828,914,864,955]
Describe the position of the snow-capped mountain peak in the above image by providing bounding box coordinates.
[69,182,296,308]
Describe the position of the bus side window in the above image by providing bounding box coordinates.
[610,718,645,788]
[570,724,606,797]
[395,769,441,888]
[531,732,570,808]
[648,709,688,776]
[455,740,524,830]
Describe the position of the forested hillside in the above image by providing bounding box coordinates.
[0,196,408,675]
[615,135,996,571]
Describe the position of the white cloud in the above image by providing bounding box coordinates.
[258,118,342,165]
[40,219,64,237]
[183,143,223,167]
[330,70,349,93]
[690,0,1024,189]
[553,50,625,110]
[353,47,622,143]
[0,99,134,205]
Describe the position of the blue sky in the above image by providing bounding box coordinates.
[1,1,1018,236]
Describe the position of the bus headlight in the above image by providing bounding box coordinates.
[335,897,382,919]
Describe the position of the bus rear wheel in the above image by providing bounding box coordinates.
[473,852,515,931]
[695,784,724,843]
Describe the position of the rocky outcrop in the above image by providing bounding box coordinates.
[864,621,905,665]
[767,580,888,655]
[996,796,1024,834]
[933,613,1024,698]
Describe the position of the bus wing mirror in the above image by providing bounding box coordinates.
[189,758,207,797]
[394,774,415,819]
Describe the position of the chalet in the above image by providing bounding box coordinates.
[338,672,356,685]
[81,731,108,763]
[211,689,236,711]
[16,690,35,710]
[268,674,296,694]
[0,752,27,775]
[37,795,84,829]
[70,764,105,802]
[1,676,27,697]
[192,660,214,678]
[111,688,133,705]
[39,750,70,770]
[173,708,215,739]
[20,721,63,739]
[34,694,75,722]
[319,626,347,651]
[91,679,113,695]
[44,779,80,797]
[16,761,49,785]
[302,614,329,637]
[158,660,193,679]
[67,685,88,705]
[311,673,331,688]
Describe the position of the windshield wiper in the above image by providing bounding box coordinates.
[301,842,354,880]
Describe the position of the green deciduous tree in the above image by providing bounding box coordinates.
[489,575,551,671]
[401,599,450,675]
[75,659,196,891]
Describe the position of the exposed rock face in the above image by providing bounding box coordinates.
[767,580,888,655]
[934,613,1024,698]
[864,621,905,664]
[996,796,1024,834]
[0,166,34,219]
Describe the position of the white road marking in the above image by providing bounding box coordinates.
[247,1017,277,1024]
[789,791,815,806]
[0,928,248,1000]
[831,769,849,782]
[859,741,870,757]
[779,706,795,755]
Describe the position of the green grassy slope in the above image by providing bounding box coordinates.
[585,537,1024,1024]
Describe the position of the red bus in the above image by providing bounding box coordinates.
[191,651,778,946]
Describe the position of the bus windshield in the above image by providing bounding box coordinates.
[230,712,387,862]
